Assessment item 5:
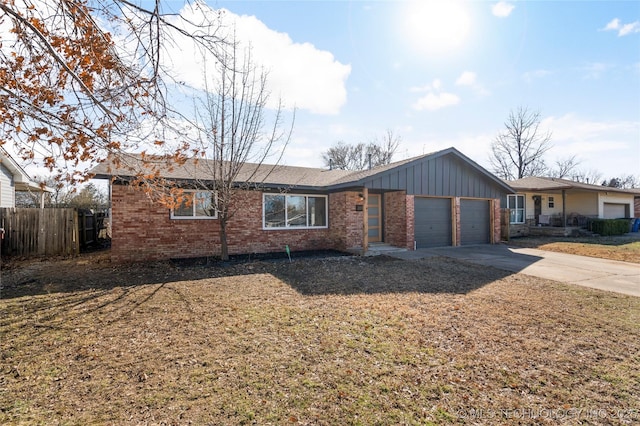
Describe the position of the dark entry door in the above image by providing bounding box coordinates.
[368,194,382,242]
[534,196,542,224]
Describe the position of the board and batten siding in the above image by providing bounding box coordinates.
[360,154,504,199]
[0,163,15,208]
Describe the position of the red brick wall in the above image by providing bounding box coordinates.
[453,197,461,246]
[493,198,501,243]
[329,191,364,250]
[406,195,415,249]
[111,184,362,262]
[635,197,640,218]
[384,191,413,249]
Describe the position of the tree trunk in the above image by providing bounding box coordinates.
[219,220,229,261]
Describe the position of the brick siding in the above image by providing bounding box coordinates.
[384,191,413,249]
[111,184,363,262]
[492,198,502,243]
[111,184,503,262]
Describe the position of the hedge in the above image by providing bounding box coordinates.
[588,218,630,236]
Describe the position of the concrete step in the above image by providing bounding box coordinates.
[364,243,408,257]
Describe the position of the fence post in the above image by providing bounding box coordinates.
[38,209,46,256]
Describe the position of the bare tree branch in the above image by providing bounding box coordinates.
[490,106,552,180]
[322,129,401,170]
[182,36,293,260]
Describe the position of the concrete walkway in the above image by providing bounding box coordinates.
[390,244,640,297]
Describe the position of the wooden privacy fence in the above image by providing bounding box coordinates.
[0,208,79,257]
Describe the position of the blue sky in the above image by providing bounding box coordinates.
[154,1,639,180]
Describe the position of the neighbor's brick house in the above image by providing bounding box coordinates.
[92,147,514,262]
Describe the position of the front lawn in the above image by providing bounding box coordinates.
[1,254,639,424]
[508,235,640,263]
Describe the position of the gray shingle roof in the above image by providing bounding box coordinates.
[507,176,638,195]
[91,153,364,189]
[91,147,514,194]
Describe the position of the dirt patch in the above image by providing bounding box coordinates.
[508,234,640,264]
[1,251,639,424]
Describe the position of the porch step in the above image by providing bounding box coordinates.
[364,243,408,257]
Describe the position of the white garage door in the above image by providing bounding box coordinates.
[603,203,627,219]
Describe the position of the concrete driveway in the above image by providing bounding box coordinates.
[391,244,640,297]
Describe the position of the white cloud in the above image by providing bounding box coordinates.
[601,18,640,36]
[604,18,620,31]
[137,4,351,115]
[540,114,640,177]
[522,69,552,83]
[581,62,612,80]
[620,22,640,36]
[410,79,460,111]
[492,2,515,18]
[455,71,490,96]
[455,71,476,86]
[413,92,460,111]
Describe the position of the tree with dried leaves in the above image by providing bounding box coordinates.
[0,0,224,186]
[490,106,552,180]
[322,129,401,170]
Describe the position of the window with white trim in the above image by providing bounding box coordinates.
[507,194,525,224]
[548,196,555,208]
[263,194,327,229]
[171,191,217,219]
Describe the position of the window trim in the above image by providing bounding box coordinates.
[507,194,525,224]
[170,190,218,220]
[548,196,555,209]
[262,193,329,230]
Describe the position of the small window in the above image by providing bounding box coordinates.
[264,194,328,229]
[548,196,555,208]
[171,191,217,219]
[507,194,525,224]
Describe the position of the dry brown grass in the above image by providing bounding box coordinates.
[1,253,639,425]
[508,235,640,264]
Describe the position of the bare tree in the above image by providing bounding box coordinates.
[570,168,603,185]
[0,1,225,186]
[322,129,401,170]
[68,183,109,210]
[185,39,293,260]
[14,175,72,207]
[551,155,580,179]
[602,175,639,189]
[490,106,552,180]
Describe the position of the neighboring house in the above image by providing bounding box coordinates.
[91,147,514,262]
[632,188,640,218]
[0,148,48,208]
[506,176,637,237]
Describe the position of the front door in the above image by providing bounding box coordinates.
[368,194,382,242]
[534,196,542,224]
